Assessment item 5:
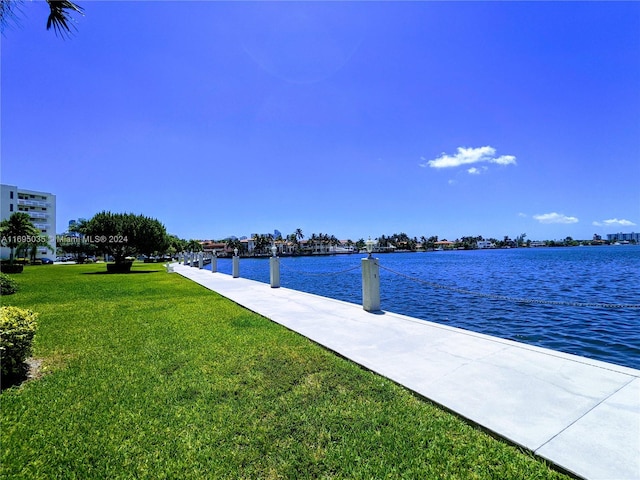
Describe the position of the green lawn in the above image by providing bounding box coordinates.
[1,263,569,479]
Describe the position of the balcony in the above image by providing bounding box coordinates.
[18,199,51,208]
[29,212,49,219]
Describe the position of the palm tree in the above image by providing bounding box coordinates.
[0,212,40,264]
[425,236,438,251]
[308,233,318,253]
[253,234,272,255]
[1,0,84,36]
[225,238,242,255]
[295,228,304,242]
[26,240,54,263]
[187,239,203,253]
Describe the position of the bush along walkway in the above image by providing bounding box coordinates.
[1,263,570,479]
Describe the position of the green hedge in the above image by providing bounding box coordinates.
[0,306,38,379]
[0,273,18,295]
[0,264,24,274]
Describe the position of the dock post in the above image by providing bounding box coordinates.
[270,250,280,288]
[232,248,240,278]
[361,254,381,312]
[198,252,204,269]
[211,252,217,273]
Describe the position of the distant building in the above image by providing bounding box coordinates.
[1,184,57,259]
[607,232,640,243]
[476,240,495,249]
[200,240,227,254]
[434,240,455,250]
[66,218,87,237]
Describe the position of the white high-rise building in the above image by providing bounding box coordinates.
[1,184,57,259]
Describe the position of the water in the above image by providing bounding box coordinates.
[205,246,640,369]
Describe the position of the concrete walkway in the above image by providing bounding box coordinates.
[172,263,640,480]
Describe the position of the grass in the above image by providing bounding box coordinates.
[1,263,571,479]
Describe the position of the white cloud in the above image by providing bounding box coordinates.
[518,212,527,218]
[533,212,579,224]
[493,155,517,166]
[420,146,517,169]
[592,218,636,227]
[467,166,488,175]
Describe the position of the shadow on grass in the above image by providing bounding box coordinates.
[1,364,29,392]
[82,271,159,275]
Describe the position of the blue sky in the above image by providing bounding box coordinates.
[2,1,639,242]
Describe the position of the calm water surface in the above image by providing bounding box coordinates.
[207,246,640,369]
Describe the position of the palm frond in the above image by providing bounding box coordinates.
[46,0,83,37]
[0,0,24,34]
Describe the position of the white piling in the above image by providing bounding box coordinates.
[270,256,280,288]
[361,257,381,312]
[232,253,239,278]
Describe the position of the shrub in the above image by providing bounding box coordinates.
[0,264,24,274]
[0,306,38,379]
[0,273,18,295]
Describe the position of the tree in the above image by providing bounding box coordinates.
[225,238,244,255]
[56,234,96,263]
[166,235,187,258]
[1,0,84,36]
[82,211,167,272]
[57,218,96,263]
[137,220,169,258]
[424,236,438,251]
[253,234,271,255]
[26,238,54,263]
[0,213,40,265]
[186,239,203,253]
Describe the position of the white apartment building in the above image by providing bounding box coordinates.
[1,184,57,259]
[607,232,640,243]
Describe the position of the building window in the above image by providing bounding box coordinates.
[9,204,13,212]
[10,191,14,199]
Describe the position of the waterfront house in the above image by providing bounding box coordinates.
[434,240,455,250]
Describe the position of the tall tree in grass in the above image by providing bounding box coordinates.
[0,213,40,265]
[82,212,168,272]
